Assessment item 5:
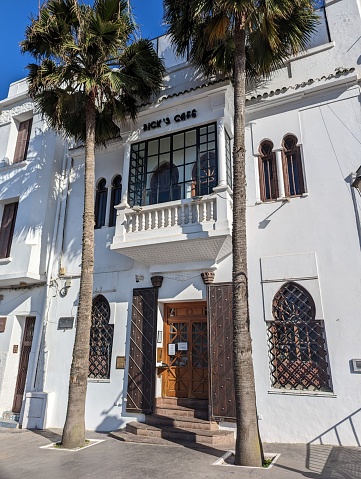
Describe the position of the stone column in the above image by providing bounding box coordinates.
[121,143,131,207]
[103,185,112,227]
[275,148,286,199]
[217,118,227,188]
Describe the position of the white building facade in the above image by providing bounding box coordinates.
[0,0,361,446]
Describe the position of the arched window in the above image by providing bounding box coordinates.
[94,178,107,229]
[259,141,278,201]
[89,295,114,379]
[192,152,217,196]
[268,282,331,391]
[109,175,122,227]
[150,163,180,204]
[282,135,305,196]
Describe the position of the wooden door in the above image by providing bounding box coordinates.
[208,284,236,420]
[163,303,208,399]
[127,288,158,414]
[13,317,36,413]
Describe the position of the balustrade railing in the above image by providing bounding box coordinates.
[124,197,217,234]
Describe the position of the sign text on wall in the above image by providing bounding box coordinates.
[143,109,197,131]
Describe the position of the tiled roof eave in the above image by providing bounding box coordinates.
[245,68,357,108]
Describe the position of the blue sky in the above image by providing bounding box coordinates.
[0,0,165,100]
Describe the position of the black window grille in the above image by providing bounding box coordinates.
[89,295,114,379]
[109,175,122,227]
[128,123,218,206]
[259,140,278,201]
[282,135,305,197]
[94,178,107,229]
[225,129,232,189]
[267,282,332,391]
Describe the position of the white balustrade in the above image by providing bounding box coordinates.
[124,197,217,234]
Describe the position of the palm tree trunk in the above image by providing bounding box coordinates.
[62,94,96,449]
[232,17,263,467]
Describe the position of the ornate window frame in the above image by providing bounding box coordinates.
[88,295,114,380]
[267,282,332,392]
[109,175,122,227]
[94,178,107,229]
[258,140,279,201]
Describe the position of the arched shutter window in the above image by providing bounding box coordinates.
[268,282,332,391]
[192,152,217,196]
[109,175,122,227]
[89,295,114,379]
[259,141,278,201]
[150,163,180,204]
[282,135,305,196]
[94,178,107,229]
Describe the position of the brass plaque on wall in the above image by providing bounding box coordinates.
[116,356,126,369]
[157,348,163,362]
[0,317,6,333]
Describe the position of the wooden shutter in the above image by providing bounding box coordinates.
[0,202,18,259]
[13,317,36,413]
[127,288,157,414]
[13,119,32,164]
[208,283,236,420]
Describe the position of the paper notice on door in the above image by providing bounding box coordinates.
[168,343,176,355]
[178,342,188,351]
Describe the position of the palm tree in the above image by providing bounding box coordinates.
[164,0,318,466]
[21,0,164,449]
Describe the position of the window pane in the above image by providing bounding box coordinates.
[173,133,184,149]
[147,155,158,172]
[160,137,170,153]
[173,149,184,166]
[185,146,197,164]
[185,130,196,146]
[148,140,158,155]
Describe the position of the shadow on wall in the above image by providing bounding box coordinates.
[308,408,361,448]
[305,409,361,477]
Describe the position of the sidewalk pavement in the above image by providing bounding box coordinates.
[0,426,360,479]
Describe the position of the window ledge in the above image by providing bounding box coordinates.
[87,378,111,383]
[256,193,308,205]
[0,257,12,265]
[0,161,29,173]
[289,41,335,62]
[268,389,336,398]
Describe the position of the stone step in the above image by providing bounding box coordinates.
[155,397,208,410]
[145,414,218,431]
[125,421,234,446]
[0,419,19,429]
[2,411,20,422]
[154,406,208,420]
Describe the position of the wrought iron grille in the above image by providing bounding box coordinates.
[89,295,114,379]
[268,282,332,391]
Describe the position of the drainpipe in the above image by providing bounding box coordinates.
[22,144,72,423]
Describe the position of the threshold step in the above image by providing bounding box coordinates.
[0,419,19,429]
[154,406,208,420]
[126,421,234,446]
[145,414,218,431]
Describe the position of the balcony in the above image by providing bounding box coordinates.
[111,187,232,267]
[0,239,45,288]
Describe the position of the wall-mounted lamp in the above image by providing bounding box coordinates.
[59,279,72,298]
[351,166,361,195]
